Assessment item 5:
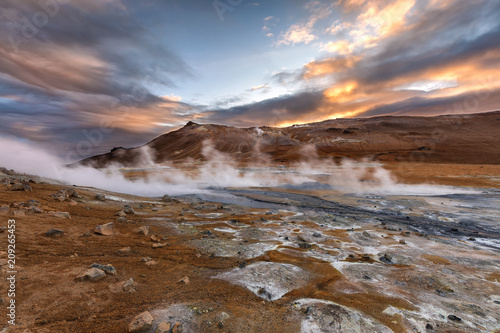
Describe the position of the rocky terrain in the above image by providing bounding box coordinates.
[1,164,500,333]
[79,111,500,168]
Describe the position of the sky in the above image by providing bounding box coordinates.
[1,0,500,159]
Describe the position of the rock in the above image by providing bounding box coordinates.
[12,209,26,217]
[48,211,71,219]
[122,278,137,293]
[448,314,461,322]
[129,311,154,333]
[90,263,117,276]
[161,194,174,202]
[172,322,183,333]
[75,268,106,282]
[145,260,158,266]
[11,183,31,191]
[401,231,410,237]
[117,247,131,254]
[425,323,433,330]
[137,226,150,236]
[115,210,127,217]
[362,231,371,238]
[399,239,406,244]
[312,232,322,237]
[95,194,106,201]
[152,243,167,248]
[0,205,10,215]
[116,216,128,223]
[68,200,78,207]
[94,222,115,236]
[27,206,43,214]
[155,322,171,333]
[123,205,136,215]
[379,253,393,264]
[45,228,64,237]
[177,276,190,285]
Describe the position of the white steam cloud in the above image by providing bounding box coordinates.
[0,136,477,197]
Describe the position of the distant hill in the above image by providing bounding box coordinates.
[78,111,500,167]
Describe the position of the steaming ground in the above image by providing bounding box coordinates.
[0,136,482,197]
[1,137,500,332]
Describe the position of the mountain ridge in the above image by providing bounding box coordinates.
[79,110,500,167]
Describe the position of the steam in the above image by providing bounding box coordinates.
[0,136,477,197]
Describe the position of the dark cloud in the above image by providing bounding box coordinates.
[0,0,194,157]
[200,90,325,126]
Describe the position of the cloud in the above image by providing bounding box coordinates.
[249,84,270,92]
[276,23,317,46]
[0,0,194,157]
[276,0,332,46]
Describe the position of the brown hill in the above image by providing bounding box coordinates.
[79,111,500,167]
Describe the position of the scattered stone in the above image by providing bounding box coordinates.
[48,211,71,219]
[436,289,446,297]
[68,200,78,207]
[379,253,393,264]
[45,228,64,237]
[401,231,410,237]
[12,209,26,217]
[155,322,171,333]
[137,226,150,236]
[95,194,106,201]
[11,183,31,191]
[425,323,433,330]
[27,206,43,214]
[116,217,128,223]
[145,260,158,266]
[123,205,136,215]
[118,247,131,254]
[448,314,461,322]
[129,311,154,333]
[75,268,106,282]
[399,239,406,244]
[299,242,312,249]
[468,237,476,241]
[0,205,10,215]
[94,222,115,236]
[217,312,230,328]
[90,263,117,276]
[115,210,127,217]
[172,322,183,333]
[122,278,138,293]
[362,231,371,238]
[152,243,167,248]
[362,275,372,280]
[312,232,322,237]
[151,235,160,242]
[493,300,500,305]
[161,194,175,203]
[178,276,190,285]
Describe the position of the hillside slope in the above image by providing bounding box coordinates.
[79,111,500,167]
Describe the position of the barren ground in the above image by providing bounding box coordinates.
[1,162,500,333]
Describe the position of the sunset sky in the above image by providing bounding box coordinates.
[1,0,500,157]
